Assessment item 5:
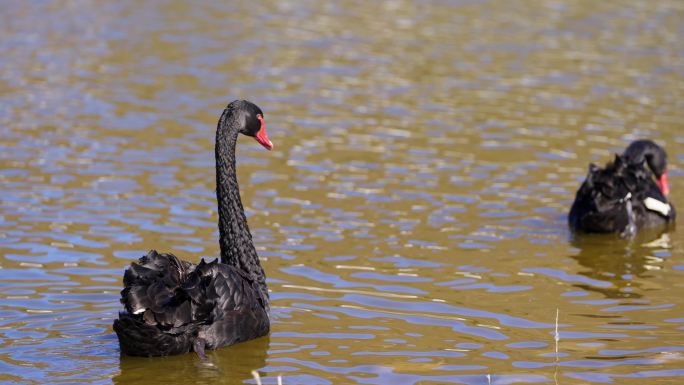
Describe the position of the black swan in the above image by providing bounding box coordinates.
[113,100,273,357]
[568,139,675,237]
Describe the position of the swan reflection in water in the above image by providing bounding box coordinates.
[569,229,674,299]
[113,335,270,385]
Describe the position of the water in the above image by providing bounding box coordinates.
[1,0,683,384]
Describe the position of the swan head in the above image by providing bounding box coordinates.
[624,140,669,196]
[230,100,273,151]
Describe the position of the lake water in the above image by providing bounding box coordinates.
[1,1,684,384]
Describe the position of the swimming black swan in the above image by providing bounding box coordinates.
[113,100,273,357]
[568,139,675,237]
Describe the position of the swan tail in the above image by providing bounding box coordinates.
[120,250,193,317]
[114,250,202,356]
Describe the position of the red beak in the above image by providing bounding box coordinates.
[254,115,273,150]
[657,171,670,197]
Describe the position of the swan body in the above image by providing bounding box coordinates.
[114,100,273,357]
[568,140,675,236]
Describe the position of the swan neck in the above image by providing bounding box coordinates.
[215,113,268,302]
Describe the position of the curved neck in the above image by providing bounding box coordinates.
[215,111,268,302]
[623,140,666,177]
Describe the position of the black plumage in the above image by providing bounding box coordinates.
[568,140,675,236]
[113,100,273,357]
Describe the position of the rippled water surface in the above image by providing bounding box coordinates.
[1,1,684,384]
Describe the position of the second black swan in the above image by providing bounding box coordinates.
[568,139,675,236]
[113,100,273,357]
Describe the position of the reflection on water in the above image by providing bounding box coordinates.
[1,0,684,384]
[570,230,673,299]
[114,337,270,385]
